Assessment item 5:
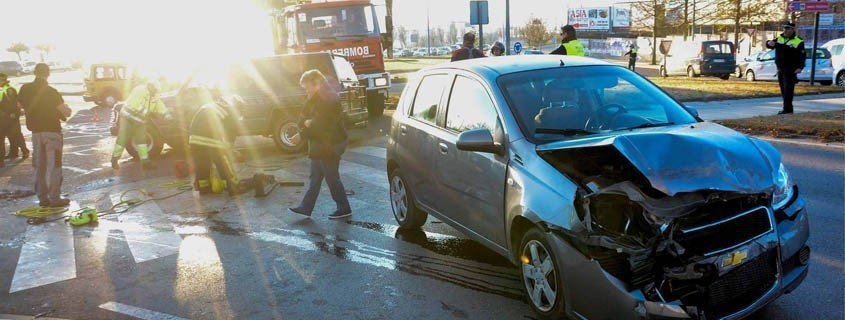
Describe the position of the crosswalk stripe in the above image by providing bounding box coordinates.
[340,160,389,190]
[349,146,387,159]
[9,221,76,293]
[99,301,188,320]
[112,201,182,264]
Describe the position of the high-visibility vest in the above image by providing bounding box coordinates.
[562,39,585,56]
[630,47,638,54]
[0,84,8,102]
[776,35,803,49]
[121,85,166,124]
[188,134,230,149]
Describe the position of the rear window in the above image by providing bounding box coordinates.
[702,42,734,55]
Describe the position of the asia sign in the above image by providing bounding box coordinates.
[787,1,830,12]
[568,7,610,30]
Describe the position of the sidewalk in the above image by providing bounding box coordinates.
[685,93,845,121]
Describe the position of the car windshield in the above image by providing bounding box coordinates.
[498,65,697,142]
[296,5,377,42]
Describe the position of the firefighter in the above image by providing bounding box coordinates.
[550,25,585,56]
[623,43,639,71]
[110,82,166,170]
[188,102,241,196]
[766,22,806,115]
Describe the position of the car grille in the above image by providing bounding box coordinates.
[705,251,777,318]
[678,206,773,256]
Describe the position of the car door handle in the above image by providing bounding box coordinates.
[399,125,407,135]
[438,142,448,154]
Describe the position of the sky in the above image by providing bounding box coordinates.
[0,0,626,67]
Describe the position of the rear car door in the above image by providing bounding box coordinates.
[433,74,508,247]
[399,73,452,209]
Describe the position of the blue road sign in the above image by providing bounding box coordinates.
[514,42,523,53]
[470,1,489,25]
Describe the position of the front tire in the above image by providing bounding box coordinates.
[835,71,844,86]
[687,66,698,78]
[746,70,756,82]
[389,168,427,229]
[126,126,164,159]
[272,116,306,154]
[520,228,566,319]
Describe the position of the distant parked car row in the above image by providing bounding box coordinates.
[737,48,834,85]
[0,59,78,76]
[392,46,460,58]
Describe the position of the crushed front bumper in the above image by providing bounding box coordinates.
[549,194,809,320]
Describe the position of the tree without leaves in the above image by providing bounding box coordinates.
[6,42,29,61]
[521,18,551,48]
[707,0,782,48]
[395,26,408,48]
[35,44,54,62]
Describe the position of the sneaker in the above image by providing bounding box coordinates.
[111,157,120,170]
[288,207,312,218]
[328,209,352,220]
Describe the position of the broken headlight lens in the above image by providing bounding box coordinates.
[772,162,794,209]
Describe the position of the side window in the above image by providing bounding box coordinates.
[445,76,498,132]
[762,50,775,61]
[832,45,843,56]
[410,74,449,124]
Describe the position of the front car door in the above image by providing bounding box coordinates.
[432,73,508,247]
[756,50,778,80]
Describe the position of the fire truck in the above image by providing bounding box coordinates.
[268,0,390,117]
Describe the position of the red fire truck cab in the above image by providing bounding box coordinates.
[270,0,390,117]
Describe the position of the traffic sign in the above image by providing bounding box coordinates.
[514,42,522,54]
[787,1,830,12]
[469,1,489,25]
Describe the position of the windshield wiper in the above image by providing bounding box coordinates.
[616,122,675,131]
[535,128,597,136]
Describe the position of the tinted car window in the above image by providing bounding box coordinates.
[446,76,498,132]
[498,66,696,141]
[411,74,449,124]
[809,48,831,59]
[702,42,733,55]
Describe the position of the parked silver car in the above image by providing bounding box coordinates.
[387,55,809,320]
[743,48,834,85]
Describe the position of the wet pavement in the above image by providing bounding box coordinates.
[0,92,842,319]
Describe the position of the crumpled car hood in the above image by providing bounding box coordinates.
[537,122,781,196]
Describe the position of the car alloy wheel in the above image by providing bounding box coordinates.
[522,239,558,313]
[746,70,755,82]
[837,72,845,87]
[390,175,408,221]
[279,122,300,148]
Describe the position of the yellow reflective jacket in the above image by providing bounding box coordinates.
[121,85,166,123]
[562,39,586,56]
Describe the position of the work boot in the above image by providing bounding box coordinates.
[142,161,157,170]
[328,209,352,220]
[111,157,120,170]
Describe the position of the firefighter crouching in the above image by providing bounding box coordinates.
[111,82,167,170]
[188,102,243,196]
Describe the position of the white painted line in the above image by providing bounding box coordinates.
[349,146,387,159]
[113,200,182,264]
[340,160,389,190]
[99,301,188,320]
[9,221,76,293]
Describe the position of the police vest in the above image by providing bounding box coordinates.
[631,47,638,54]
[776,35,803,49]
[0,84,9,102]
[562,39,585,56]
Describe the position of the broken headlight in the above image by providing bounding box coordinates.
[772,162,794,210]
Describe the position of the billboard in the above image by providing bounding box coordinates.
[612,7,631,28]
[568,7,610,30]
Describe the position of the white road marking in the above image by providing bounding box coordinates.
[349,146,387,159]
[113,201,183,264]
[99,301,188,320]
[340,160,389,190]
[9,221,76,293]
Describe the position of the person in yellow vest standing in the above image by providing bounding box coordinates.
[111,82,167,170]
[550,25,585,56]
[766,22,806,115]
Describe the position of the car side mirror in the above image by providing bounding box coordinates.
[686,107,700,118]
[456,128,502,155]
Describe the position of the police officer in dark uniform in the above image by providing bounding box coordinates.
[623,43,639,71]
[766,22,806,114]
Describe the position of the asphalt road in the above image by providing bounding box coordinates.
[0,94,842,319]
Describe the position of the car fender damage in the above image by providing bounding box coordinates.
[535,124,799,318]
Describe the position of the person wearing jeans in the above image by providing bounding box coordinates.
[289,69,352,219]
[18,63,71,207]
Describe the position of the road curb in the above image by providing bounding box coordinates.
[756,136,845,149]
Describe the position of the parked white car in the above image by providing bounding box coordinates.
[743,48,833,85]
[822,38,845,86]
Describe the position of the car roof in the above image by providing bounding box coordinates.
[422,55,613,79]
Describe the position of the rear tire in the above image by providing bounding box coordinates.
[520,228,567,320]
[687,66,698,78]
[735,67,743,78]
[719,74,730,80]
[389,168,427,229]
[367,91,385,118]
[126,126,164,159]
[272,116,306,154]
[837,71,845,87]
[746,70,756,82]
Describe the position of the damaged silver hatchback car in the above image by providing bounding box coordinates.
[386,55,809,319]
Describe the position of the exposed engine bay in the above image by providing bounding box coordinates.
[538,139,781,318]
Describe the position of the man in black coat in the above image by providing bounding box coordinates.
[289,69,352,219]
[451,32,486,62]
[766,22,806,114]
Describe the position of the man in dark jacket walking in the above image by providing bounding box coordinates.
[451,32,486,62]
[289,69,352,219]
[18,63,72,207]
[766,22,806,114]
